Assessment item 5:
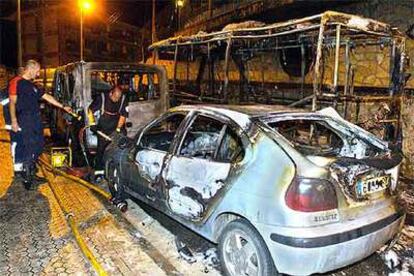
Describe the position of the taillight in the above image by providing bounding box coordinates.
[285,177,338,212]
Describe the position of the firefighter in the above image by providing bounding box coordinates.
[9,60,72,190]
[88,85,128,181]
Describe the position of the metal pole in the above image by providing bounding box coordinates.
[177,6,180,30]
[151,0,156,44]
[333,24,341,109]
[344,40,350,119]
[80,8,84,61]
[223,37,232,103]
[173,44,178,95]
[17,0,22,67]
[312,19,326,111]
[389,39,396,96]
[300,42,305,99]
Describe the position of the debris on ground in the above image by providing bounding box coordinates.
[379,178,414,275]
[175,237,220,272]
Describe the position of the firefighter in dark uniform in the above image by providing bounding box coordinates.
[9,60,72,190]
[88,85,128,180]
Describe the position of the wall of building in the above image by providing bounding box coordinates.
[20,3,142,68]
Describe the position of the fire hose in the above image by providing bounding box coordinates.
[39,159,108,276]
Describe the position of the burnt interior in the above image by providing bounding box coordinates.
[180,115,244,162]
[139,113,186,151]
[269,119,343,157]
[90,70,160,102]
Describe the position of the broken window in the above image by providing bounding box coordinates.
[279,41,314,77]
[90,71,160,102]
[139,113,186,152]
[269,119,343,157]
[127,73,160,102]
[179,115,245,163]
[217,127,244,163]
[180,115,224,160]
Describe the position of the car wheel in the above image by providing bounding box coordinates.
[107,163,121,197]
[218,219,278,276]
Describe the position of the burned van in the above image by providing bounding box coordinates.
[51,62,169,164]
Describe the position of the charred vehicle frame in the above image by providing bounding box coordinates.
[104,104,405,275]
[51,61,169,165]
[149,11,408,145]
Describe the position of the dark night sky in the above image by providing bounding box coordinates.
[0,0,173,67]
[0,0,172,27]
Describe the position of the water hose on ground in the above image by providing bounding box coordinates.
[39,163,108,276]
[39,157,111,200]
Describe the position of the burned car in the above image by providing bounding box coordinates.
[104,105,404,275]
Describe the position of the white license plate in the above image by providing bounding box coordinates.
[356,175,390,196]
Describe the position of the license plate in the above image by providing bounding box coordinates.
[356,175,390,196]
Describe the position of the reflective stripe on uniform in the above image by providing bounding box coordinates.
[1,98,9,106]
[11,142,16,162]
[14,163,23,171]
[94,170,104,175]
[101,93,105,115]
[119,95,125,114]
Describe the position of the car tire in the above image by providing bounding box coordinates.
[218,219,278,276]
[107,162,121,196]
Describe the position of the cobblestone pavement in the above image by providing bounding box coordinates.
[41,168,175,275]
[0,106,14,197]
[0,170,179,275]
[0,180,92,275]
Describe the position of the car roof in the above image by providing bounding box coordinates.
[171,104,310,130]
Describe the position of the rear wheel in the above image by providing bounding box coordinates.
[218,219,278,276]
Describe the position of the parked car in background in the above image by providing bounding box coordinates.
[104,104,404,276]
[51,61,169,165]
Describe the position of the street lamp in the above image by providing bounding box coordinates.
[176,0,184,30]
[79,0,94,61]
[177,0,184,7]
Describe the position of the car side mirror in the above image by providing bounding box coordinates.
[126,122,133,128]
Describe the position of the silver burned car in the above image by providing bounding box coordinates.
[104,105,405,275]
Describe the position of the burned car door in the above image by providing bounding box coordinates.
[129,112,187,199]
[163,114,245,221]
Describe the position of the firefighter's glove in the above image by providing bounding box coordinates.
[90,125,99,133]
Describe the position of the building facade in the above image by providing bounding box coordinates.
[21,3,142,68]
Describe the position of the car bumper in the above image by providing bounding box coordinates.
[256,211,405,275]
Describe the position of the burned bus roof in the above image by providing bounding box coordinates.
[149,10,402,50]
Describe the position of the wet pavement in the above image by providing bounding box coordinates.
[0,179,92,275]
